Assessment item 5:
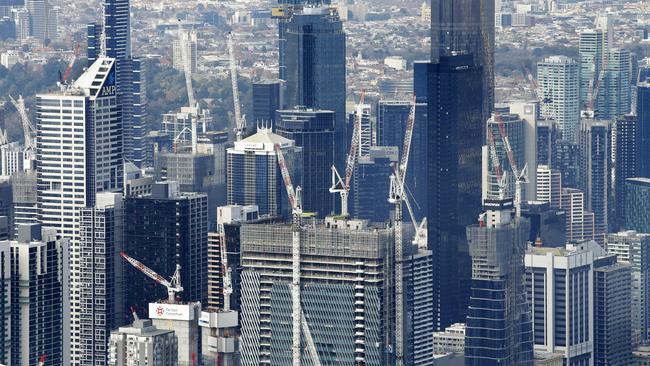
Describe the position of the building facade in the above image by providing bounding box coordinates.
[351,146,398,222]
[537,56,580,141]
[638,82,650,178]
[252,80,282,127]
[625,178,650,233]
[108,317,178,366]
[614,114,638,229]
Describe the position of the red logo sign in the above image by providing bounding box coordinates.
[156,306,165,316]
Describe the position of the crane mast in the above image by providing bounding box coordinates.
[120,251,183,303]
[493,113,528,215]
[228,32,246,141]
[274,143,303,366]
[9,95,36,159]
[177,20,198,153]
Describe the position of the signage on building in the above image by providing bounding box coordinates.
[148,302,194,321]
[100,67,117,97]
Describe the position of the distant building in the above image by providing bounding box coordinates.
[525,244,594,365]
[537,56,580,141]
[124,182,208,315]
[10,170,37,237]
[433,323,466,355]
[578,119,610,243]
[484,112,525,201]
[252,80,282,127]
[607,231,650,342]
[598,48,631,120]
[536,119,559,167]
[521,201,566,248]
[239,218,394,365]
[560,188,595,242]
[625,178,650,233]
[554,140,580,188]
[0,50,18,68]
[614,114,638,229]
[275,107,335,217]
[226,127,302,217]
[384,56,406,70]
[12,8,29,42]
[9,224,70,366]
[351,146,398,222]
[579,28,608,110]
[536,165,562,209]
[172,29,197,75]
[638,82,650,178]
[108,317,178,366]
[465,199,534,365]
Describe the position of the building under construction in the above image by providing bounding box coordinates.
[239,217,395,366]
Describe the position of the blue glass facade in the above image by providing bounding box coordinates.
[625,178,650,233]
[638,83,650,178]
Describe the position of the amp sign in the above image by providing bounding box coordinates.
[100,68,117,97]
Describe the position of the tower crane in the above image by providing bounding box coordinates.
[274,143,320,366]
[387,95,417,366]
[8,95,36,157]
[61,43,80,84]
[493,113,528,216]
[329,91,365,217]
[120,252,183,303]
[584,54,608,118]
[177,20,198,153]
[228,32,246,141]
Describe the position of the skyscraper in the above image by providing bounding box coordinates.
[614,114,638,229]
[625,178,650,233]
[578,119,610,243]
[252,80,282,126]
[536,119,559,166]
[427,53,484,328]
[525,244,595,365]
[537,56,580,141]
[579,28,608,110]
[124,182,208,314]
[465,199,534,365]
[172,29,197,75]
[561,188,595,242]
[281,7,346,168]
[9,224,70,366]
[75,193,124,365]
[226,128,302,217]
[598,48,631,120]
[275,107,335,217]
[108,317,178,365]
[351,146,398,222]
[638,81,650,178]
[536,165,562,209]
[430,0,495,118]
[484,112,525,201]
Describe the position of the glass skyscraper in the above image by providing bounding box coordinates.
[638,82,650,178]
[625,178,650,233]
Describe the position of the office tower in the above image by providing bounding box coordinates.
[0,232,8,362]
[554,140,580,188]
[579,28,608,109]
[26,0,45,39]
[124,182,208,315]
[9,224,70,366]
[173,29,197,75]
[10,170,36,236]
[275,107,335,217]
[625,178,650,233]
[430,0,495,119]
[638,81,650,178]
[465,199,534,365]
[46,5,56,39]
[537,56,580,141]
[521,202,566,248]
[614,114,638,228]
[561,188,595,242]
[376,100,428,220]
[0,17,15,40]
[536,165,562,208]
[154,152,224,224]
[593,254,632,366]
[597,48,631,120]
[484,112,525,200]
[509,101,539,200]
[351,146,398,222]
[94,0,147,167]
[536,119,559,166]
[525,244,594,365]
[12,8,29,41]
[578,119,610,243]
[226,127,302,217]
[239,218,394,365]
[427,53,484,328]
[607,231,650,342]
[86,23,101,65]
[124,162,152,197]
[252,80,282,126]
[432,323,466,355]
[403,249,435,365]
[281,7,346,168]
[108,317,178,365]
[36,57,123,237]
[74,193,124,365]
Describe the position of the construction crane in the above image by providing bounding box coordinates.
[228,32,246,141]
[329,91,365,217]
[120,252,183,303]
[274,143,304,366]
[61,43,80,84]
[493,113,528,216]
[584,53,608,118]
[8,95,36,156]
[302,310,322,366]
[219,230,233,312]
[388,95,417,366]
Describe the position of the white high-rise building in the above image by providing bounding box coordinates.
[36,57,123,365]
[536,165,562,208]
[12,9,30,42]
[173,29,198,75]
[108,317,178,366]
[537,56,580,141]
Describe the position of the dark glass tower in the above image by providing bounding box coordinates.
[431,0,494,119]
[637,82,650,178]
[88,0,147,166]
[427,54,484,329]
[281,7,346,169]
[275,107,335,217]
[614,114,637,229]
[253,80,282,126]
